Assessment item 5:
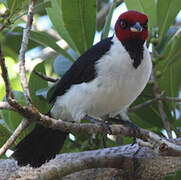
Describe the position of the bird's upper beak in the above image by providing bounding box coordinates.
[130,22,143,32]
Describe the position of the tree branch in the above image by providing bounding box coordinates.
[0,102,14,110]
[129,92,181,112]
[165,96,181,102]
[151,69,172,138]
[19,0,35,106]
[0,1,38,156]
[0,43,14,99]
[34,70,58,82]
[3,142,181,180]
[129,91,166,112]
[0,119,30,157]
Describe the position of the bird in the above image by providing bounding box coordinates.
[12,10,152,167]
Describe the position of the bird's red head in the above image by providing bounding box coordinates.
[115,10,148,42]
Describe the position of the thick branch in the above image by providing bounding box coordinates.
[19,0,35,105]
[2,143,181,180]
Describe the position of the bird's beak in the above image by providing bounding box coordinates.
[130,22,143,32]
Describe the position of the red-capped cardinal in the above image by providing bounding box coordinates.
[13,10,152,167]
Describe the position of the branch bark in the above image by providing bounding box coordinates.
[0,43,14,99]
[19,0,35,106]
[1,143,181,180]
[0,119,30,157]
[34,70,58,82]
[0,102,14,110]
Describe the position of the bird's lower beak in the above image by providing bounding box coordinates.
[130,22,143,32]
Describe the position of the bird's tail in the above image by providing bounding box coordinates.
[12,115,68,168]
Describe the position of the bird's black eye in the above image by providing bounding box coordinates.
[119,20,127,29]
[142,20,148,29]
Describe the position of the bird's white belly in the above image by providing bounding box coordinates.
[87,62,150,117]
[51,55,151,122]
[51,38,152,122]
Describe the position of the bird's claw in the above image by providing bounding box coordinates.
[98,122,112,148]
[107,118,140,145]
[85,115,112,147]
[122,120,140,145]
[85,115,112,134]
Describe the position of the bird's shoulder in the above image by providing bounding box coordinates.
[49,36,114,103]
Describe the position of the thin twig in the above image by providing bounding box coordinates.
[34,70,58,82]
[19,0,35,106]
[165,96,181,102]
[129,91,166,112]
[0,25,6,32]
[0,102,14,110]
[151,70,172,138]
[0,0,36,158]
[0,43,14,99]
[0,119,30,157]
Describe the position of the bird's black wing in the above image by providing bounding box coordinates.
[12,37,113,168]
[49,36,113,103]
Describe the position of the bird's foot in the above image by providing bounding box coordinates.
[108,118,140,144]
[85,115,112,147]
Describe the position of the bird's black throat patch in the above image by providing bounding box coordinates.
[122,39,145,68]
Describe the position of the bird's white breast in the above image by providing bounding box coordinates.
[51,36,152,122]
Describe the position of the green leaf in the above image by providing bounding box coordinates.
[0,91,25,132]
[7,0,18,13]
[46,0,78,54]
[129,84,173,129]
[157,36,181,107]
[164,170,181,180]
[157,26,180,54]
[0,124,11,147]
[14,27,75,62]
[29,30,75,62]
[0,90,35,148]
[61,0,96,54]
[157,0,181,42]
[124,0,157,31]
[4,28,39,61]
[0,56,22,100]
[28,62,50,113]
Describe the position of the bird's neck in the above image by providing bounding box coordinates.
[121,38,145,68]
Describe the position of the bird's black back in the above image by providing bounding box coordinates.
[49,36,113,103]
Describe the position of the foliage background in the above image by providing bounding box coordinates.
[0,0,181,178]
